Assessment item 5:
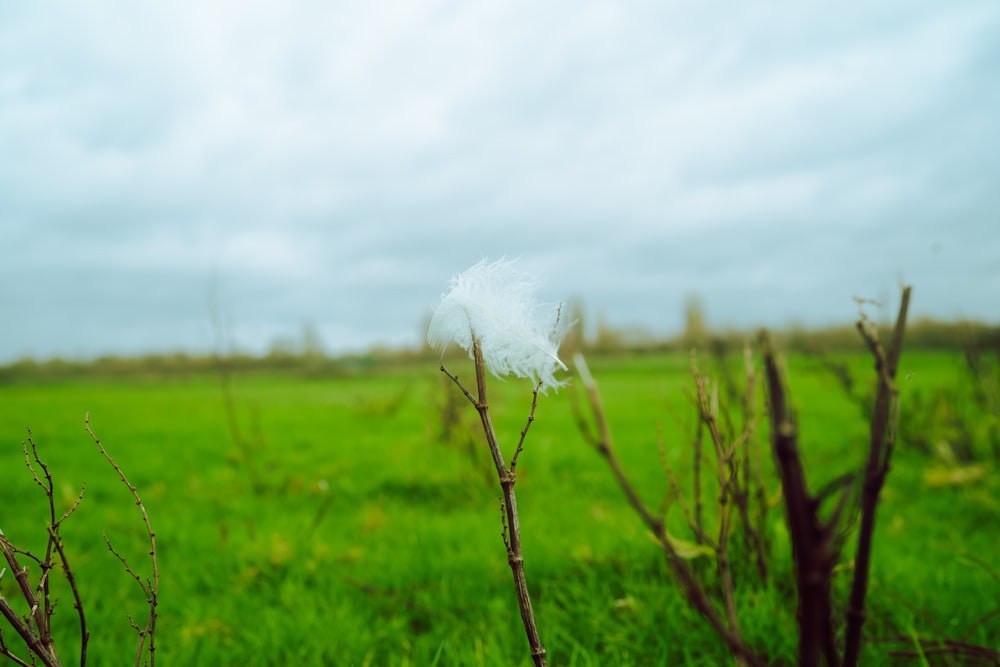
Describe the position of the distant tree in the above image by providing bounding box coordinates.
[560,297,588,356]
[683,293,709,348]
[301,321,326,359]
[593,312,625,352]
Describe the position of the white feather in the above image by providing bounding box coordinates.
[427,258,569,392]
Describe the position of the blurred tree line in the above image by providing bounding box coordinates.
[2,304,997,382]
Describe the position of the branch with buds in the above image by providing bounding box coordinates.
[0,430,86,667]
[428,258,565,667]
[572,353,766,667]
[0,419,158,667]
[571,286,913,666]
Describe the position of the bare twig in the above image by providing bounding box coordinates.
[693,407,706,544]
[22,433,57,653]
[215,353,265,494]
[0,431,87,667]
[441,340,547,667]
[0,530,62,667]
[0,625,34,667]
[511,383,542,474]
[210,296,266,495]
[47,525,88,667]
[745,352,772,582]
[959,551,1000,586]
[738,343,769,583]
[691,355,745,665]
[3,422,161,667]
[85,414,159,667]
[734,342,768,583]
[659,427,711,547]
[879,635,1000,663]
[573,353,765,667]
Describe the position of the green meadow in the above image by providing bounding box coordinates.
[1,350,998,665]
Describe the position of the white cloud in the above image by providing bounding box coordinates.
[1,0,998,360]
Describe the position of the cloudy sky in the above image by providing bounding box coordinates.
[1,1,997,362]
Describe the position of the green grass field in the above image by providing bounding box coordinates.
[1,350,998,665]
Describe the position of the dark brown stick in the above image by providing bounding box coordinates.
[761,337,839,667]
[843,286,911,667]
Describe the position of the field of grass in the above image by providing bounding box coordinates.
[1,349,998,665]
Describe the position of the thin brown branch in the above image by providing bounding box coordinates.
[0,626,34,667]
[4,466,83,667]
[47,526,88,667]
[658,427,712,547]
[85,414,159,667]
[55,486,86,528]
[11,439,60,661]
[209,296,265,495]
[1,541,43,639]
[958,551,1000,586]
[659,400,707,541]
[0,532,60,667]
[216,353,265,493]
[440,364,479,407]
[574,354,663,534]
[960,606,1000,644]
[442,342,547,667]
[693,409,706,543]
[573,353,765,667]
[692,354,746,666]
[511,382,542,473]
[880,635,1000,663]
[22,432,58,650]
[740,343,769,583]
[23,430,53,500]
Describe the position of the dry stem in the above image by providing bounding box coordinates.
[690,355,743,661]
[573,353,765,667]
[738,343,769,582]
[761,336,840,667]
[440,340,547,667]
[0,430,89,667]
[85,414,159,667]
[0,533,62,667]
[842,286,911,667]
[2,420,159,667]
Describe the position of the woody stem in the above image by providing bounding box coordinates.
[470,340,547,667]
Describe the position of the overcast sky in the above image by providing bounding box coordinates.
[1,1,997,362]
